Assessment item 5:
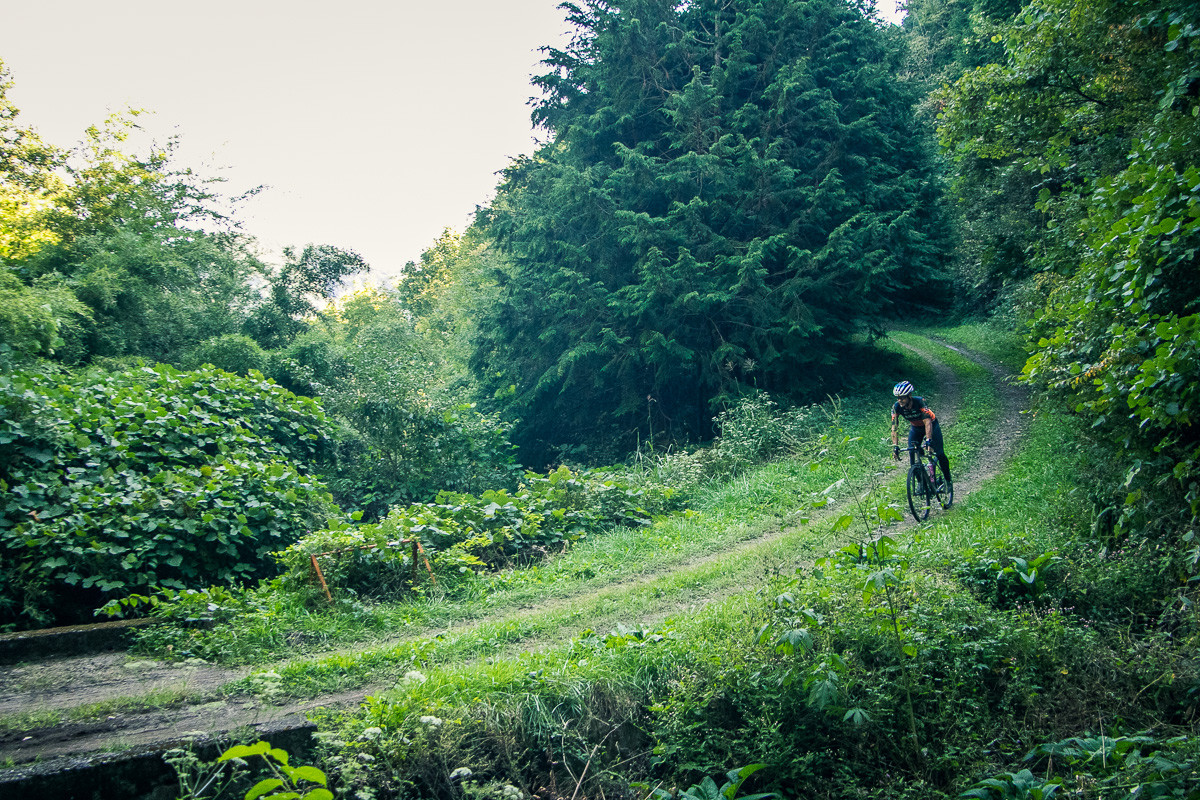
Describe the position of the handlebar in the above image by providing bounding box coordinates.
[892,443,936,460]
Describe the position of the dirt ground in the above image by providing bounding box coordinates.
[0,338,1029,768]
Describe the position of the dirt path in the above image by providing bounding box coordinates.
[926,337,1029,493]
[0,339,1029,768]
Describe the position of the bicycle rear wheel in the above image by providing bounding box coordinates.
[931,461,954,509]
[907,464,931,521]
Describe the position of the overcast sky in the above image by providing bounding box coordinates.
[1,0,902,279]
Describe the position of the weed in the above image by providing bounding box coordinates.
[169,739,332,800]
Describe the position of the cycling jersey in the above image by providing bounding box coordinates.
[892,396,937,430]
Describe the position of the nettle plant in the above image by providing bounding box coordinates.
[0,364,337,628]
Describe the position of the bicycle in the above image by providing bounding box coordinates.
[896,443,953,521]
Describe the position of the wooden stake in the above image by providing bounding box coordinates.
[310,553,333,603]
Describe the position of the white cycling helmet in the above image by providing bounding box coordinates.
[893,381,914,397]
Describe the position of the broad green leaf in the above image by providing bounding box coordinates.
[219,741,271,761]
[245,778,286,800]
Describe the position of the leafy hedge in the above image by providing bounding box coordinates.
[0,364,338,629]
[276,466,682,602]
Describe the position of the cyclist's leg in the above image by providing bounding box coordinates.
[907,426,920,465]
[928,422,951,484]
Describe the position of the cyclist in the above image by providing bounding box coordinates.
[890,381,952,491]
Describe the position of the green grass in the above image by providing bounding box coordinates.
[928,320,1030,373]
[296,370,1195,800]
[0,687,195,736]
[908,412,1091,563]
[110,331,1000,705]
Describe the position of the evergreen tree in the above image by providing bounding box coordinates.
[476,0,948,459]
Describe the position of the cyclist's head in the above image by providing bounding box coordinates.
[893,381,914,398]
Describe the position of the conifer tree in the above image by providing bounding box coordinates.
[476,0,948,458]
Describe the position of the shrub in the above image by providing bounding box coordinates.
[181,333,269,376]
[276,466,683,602]
[325,400,521,521]
[0,363,338,629]
[955,544,1065,610]
[649,393,818,489]
[273,512,443,604]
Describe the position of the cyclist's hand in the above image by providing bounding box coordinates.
[922,438,932,450]
[892,446,900,461]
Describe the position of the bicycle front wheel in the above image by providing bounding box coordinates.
[907,465,931,521]
[931,461,954,509]
[926,460,955,510]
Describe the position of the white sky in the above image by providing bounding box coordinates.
[1,0,903,279]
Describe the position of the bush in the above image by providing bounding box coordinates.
[650,393,818,489]
[954,542,1065,610]
[276,466,683,602]
[180,333,269,376]
[0,363,338,629]
[325,400,521,521]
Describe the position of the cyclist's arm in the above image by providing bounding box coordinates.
[890,411,899,446]
[923,416,933,441]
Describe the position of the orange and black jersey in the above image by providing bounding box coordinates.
[892,396,937,429]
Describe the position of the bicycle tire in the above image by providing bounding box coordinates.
[930,461,954,509]
[907,464,931,521]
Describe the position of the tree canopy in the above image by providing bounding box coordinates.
[937,0,1200,534]
[473,0,949,459]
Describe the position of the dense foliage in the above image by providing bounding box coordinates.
[937,0,1200,550]
[0,364,337,628]
[474,0,948,460]
[275,465,683,603]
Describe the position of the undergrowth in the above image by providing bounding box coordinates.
[114,335,956,668]
[242,328,1198,800]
